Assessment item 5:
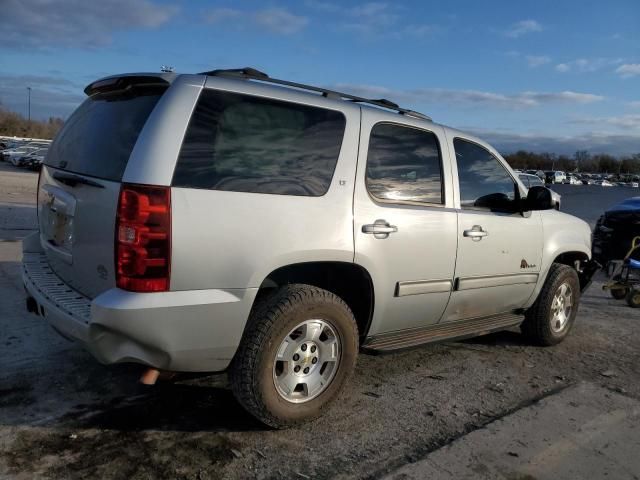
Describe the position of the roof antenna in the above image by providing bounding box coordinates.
[160,65,175,73]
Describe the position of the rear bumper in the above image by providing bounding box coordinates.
[22,238,257,372]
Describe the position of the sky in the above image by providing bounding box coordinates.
[1,0,639,155]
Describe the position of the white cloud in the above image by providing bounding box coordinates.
[0,0,177,49]
[254,8,309,34]
[556,57,625,73]
[572,114,640,130]
[505,20,542,38]
[205,7,308,35]
[306,3,440,39]
[469,129,640,156]
[616,64,640,78]
[526,55,551,68]
[332,83,604,109]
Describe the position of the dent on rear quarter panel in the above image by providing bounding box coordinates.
[123,74,206,186]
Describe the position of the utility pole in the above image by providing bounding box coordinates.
[27,86,31,123]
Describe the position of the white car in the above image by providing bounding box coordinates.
[567,176,581,185]
[595,180,614,187]
[4,143,50,165]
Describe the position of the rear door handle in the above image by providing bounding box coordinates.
[463,225,488,241]
[362,219,398,239]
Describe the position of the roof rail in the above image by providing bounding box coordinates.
[199,67,432,121]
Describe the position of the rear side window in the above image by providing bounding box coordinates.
[45,86,165,181]
[173,89,346,196]
[366,123,443,204]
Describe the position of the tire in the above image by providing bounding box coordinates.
[522,263,580,346]
[611,287,629,300]
[230,284,359,428]
[626,289,640,308]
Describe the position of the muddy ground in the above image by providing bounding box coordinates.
[0,163,639,479]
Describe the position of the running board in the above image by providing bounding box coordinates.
[361,313,524,353]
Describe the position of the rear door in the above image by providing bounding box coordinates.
[38,77,170,298]
[354,112,458,336]
[443,136,543,322]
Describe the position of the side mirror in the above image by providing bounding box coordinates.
[525,186,554,211]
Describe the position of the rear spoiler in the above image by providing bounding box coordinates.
[84,75,170,96]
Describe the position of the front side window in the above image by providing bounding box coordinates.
[529,175,544,187]
[366,123,443,204]
[454,138,516,211]
[173,89,346,196]
[518,174,530,188]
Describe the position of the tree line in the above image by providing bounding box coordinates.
[503,150,640,175]
[0,106,65,140]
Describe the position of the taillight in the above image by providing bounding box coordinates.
[115,184,171,292]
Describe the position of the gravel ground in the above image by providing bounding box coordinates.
[0,163,639,479]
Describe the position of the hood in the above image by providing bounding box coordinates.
[606,197,640,213]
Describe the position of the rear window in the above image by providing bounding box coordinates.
[173,89,346,196]
[45,86,165,181]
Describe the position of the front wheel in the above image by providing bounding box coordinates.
[522,263,580,346]
[230,284,359,428]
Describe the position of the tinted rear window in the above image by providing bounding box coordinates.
[45,86,165,181]
[173,89,346,196]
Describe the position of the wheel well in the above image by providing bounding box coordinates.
[553,251,591,290]
[257,262,374,341]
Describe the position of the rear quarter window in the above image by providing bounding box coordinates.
[172,89,346,196]
[45,86,165,181]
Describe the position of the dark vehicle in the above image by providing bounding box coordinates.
[593,197,640,264]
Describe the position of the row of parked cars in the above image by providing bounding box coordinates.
[0,138,51,170]
[515,169,640,188]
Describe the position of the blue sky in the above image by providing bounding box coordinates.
[1,0,639,155]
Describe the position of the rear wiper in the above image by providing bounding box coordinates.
[52,171,105,189]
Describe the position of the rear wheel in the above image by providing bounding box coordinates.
[610,287,629,300]
[626,289,640,308]
[522,263,580,346]
[230,284,359,428]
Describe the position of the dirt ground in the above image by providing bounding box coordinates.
[0,163,639,479]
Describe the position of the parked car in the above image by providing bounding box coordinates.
[20,148,48,170]
[22,68,597,427]
[593,197,640,265]
[595,180,614,187]
[518,173,562,210]
[567,175,581,185]
[544,171,566,184]
[5,143,49,165]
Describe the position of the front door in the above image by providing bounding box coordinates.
[354,113,458,336]
[443,137,543,322]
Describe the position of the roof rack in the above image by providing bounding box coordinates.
[199,67,431,121]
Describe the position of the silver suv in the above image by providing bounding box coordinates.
[23,68,597,427]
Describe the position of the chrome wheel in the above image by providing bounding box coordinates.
[550,282,573,332]
[273,319,341,403]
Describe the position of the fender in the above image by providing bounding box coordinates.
[524,210,592,308]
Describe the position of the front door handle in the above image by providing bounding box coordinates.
[362,219,398,239]
[463,225,488,241]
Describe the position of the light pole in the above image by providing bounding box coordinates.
[27,86,31,123]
